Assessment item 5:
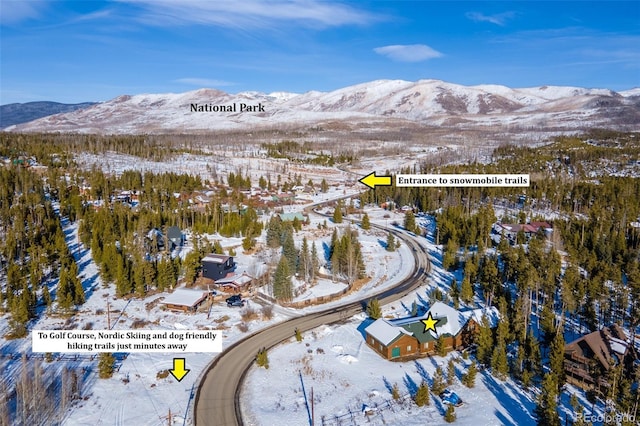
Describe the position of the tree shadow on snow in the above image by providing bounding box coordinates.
[481,372,536,426]
[382,376,394,394]
[414,360,431,385]
[322,241,331,262]
[356,318,375,340]
[403,373,419,397]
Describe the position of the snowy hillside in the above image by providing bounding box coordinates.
[8,79,640,133]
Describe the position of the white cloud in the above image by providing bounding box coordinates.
[374,44,443,62]
[466,11,516,26]
[119,0,381,28]
[176,78,236,87]
[0,0,48,25]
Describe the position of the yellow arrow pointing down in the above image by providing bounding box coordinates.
[359,172,392,189]
[170,358,190,382]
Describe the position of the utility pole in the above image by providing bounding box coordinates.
[311,387,314,426]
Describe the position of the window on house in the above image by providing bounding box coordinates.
[407,345,412,351]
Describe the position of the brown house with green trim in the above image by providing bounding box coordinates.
[364,302,499,360]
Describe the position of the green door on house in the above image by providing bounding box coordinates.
[391,347,400,358]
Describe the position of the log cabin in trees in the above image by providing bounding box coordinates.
[564,325,638,392]
[364,302,499,360]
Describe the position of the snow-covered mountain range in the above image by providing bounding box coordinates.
[6,79,640,133]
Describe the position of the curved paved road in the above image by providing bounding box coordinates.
[195,219,431,426]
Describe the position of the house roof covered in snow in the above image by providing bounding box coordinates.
[388,301,501,342]
[565,325,635,370]
[365,318,412,346]
[161,288,207,308]
[202,254,232,264]
[215,273,253,289]
[278,212,305,222]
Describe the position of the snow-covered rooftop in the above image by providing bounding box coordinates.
[160,288,207,307]
[215,273,252,286]
[202,254,231,264]
[365,318,411,346]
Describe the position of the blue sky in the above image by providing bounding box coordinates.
[1,1,639,104]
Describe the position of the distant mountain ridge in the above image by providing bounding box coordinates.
[5,80,640,133]
[1,101,97,129]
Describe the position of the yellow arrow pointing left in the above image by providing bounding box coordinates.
[359,172,392,189]
[169,358,190,382]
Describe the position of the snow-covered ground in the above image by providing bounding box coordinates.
[0,196,419,424]
[240,211,607,426]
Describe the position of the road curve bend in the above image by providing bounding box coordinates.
[195,221,431,426]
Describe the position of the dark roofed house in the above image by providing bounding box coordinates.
[167,226,184,251]
[564,325,638,391]
[202,254,236,281]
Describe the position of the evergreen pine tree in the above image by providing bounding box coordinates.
[332,204,343,223]
[182,249,201,285]
[133,258,146,296]
[42,285,52,307]
[491,342,509,380]
[256,348,269,369]
[366,298,382,319]
[361,213,370,230]
[73,272,85,305]
[386,232,396,251]
[299,237,310,281]
[460,276,474,305]
[98,353,115,379]
[391,383,401,400]
[272,256,293,301]
[447,358,456,385]
[535,372,560,426]
[115,254,130,297]
[476,315,494,365]
[414,381,430,406]
[444,404,456,423]
[213,240,224,254]
[442,239,458,270]
[462,362,477,388]
[450,279,460,306]
[266,216,283,248]
[540,297,556,348]
[310,242,319,282]
[57,267,73,311]
[404,210,416,233]
[525,331,542,376]
[436,335,447,357]
[549,329,566,390]
[281,228,298,273]
[432,367,446,395]
[320,178,329,193]
[495,297,511,344]
[411,300,418,316]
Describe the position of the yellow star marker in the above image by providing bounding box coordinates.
[422,312,439,334]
